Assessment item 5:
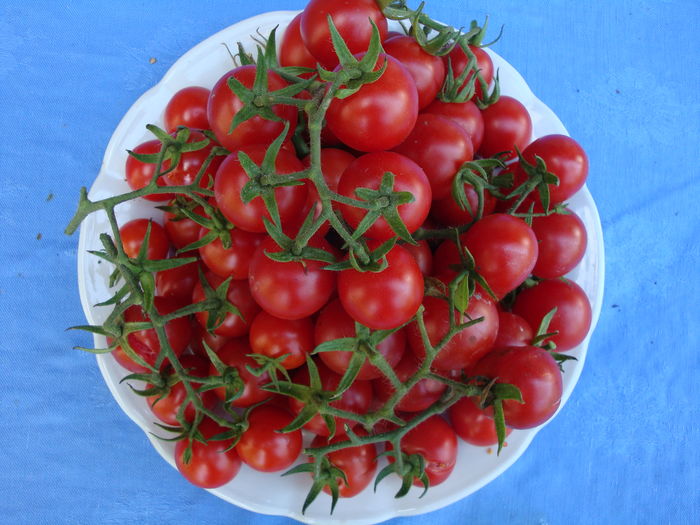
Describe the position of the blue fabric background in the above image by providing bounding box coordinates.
[1,0,698,523]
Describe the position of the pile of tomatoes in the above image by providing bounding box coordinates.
[102,0,593,508]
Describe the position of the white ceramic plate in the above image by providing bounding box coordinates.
[77,10,605,524]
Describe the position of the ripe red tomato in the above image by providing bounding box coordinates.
[520,134,589,205]
[235,405,302,472]
[119,218,170,260]
[192,272,260,338]
[373,353,446,412]
[310,430,377,498]
[423,99,484,151]
[512,278,592,352]
[478,95,532,159]
[155,255,199,302]
[494,311,533,348]
[402,239,433,276]
[448,396,512,446]
[338,243,423,330]
[214,146,307,233]
[163,200,205,250]
[112,296,192,373]
[430,180,497,227]
[326,54,418,152]
[161,130,222,190]
[147,354,217,426]
[337,151,431,241]
[279,13,317,71]
[393,113,473,200]
[314,298,406,380]
[407,291,499,372]
[207,65,297,152]
[198,226,265,279]
[390,415,458,487]
[189,321,230,358]
[531,210,587,278]
[303,147,356,199]
[209,338,273,407]
[175,418,241,488]
[248,237,336,321]
[461,213,538,298]
[125,140,174,202]
[444,44,494,101]
[164,86,211,133]
[472,345,562,429]
[384,35,446,109]
[300,0,388,69]
[249,311,314,370]
[288,360,372,437]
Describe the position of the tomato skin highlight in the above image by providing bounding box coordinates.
[248,237,336,321]
[326,54,418,152]
[236,405,303,472]
[471,345,563,429]
[338,243,424,330]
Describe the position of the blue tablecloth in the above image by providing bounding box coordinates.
[1,1,698,523]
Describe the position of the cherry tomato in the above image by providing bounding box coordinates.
[249,311,314,370]
[125,140,175,202]
[494,311,533,348]
[207,65,297,152]
[402,239,433,275]
[198,226,265,279]
[310,430,377,498]
[338,243,423,330]
[444,44,494,101]
[423,99,484,151]
[384,35,446,109]
[248,237,336,320]
[337,151,431,241]
[303,147,356,197]
[472,345,562,428]
[235,405,302,472]
[119,218,170,260]
[175,418,241,488]
[448,396,512,446]
[147,354,217,426]
[164,86,211,133]
[512,278,592,352]
[326,53,418,152]
[478,95,532,159]
[373,352,446,412]
[520,134,589,205]
[155,255,199,302]
[192,272,260,338]
[112,296,192,373]
[301,0,388,69]
[209,338,273,408]
[162,130,222,190]
[163,200,205,250]
[393,113,473,200]
[214,146,307,233]
[461,213,538,298]
[531,210,587,278]
[430,180,496,227]
[189,321,230,358]
[314,298,406,380]
[288,360,372,437]
[279,13,317,71]
[390,415,458,487]
[407,291,499,372]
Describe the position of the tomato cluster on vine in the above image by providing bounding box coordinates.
[70,0,594,513]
